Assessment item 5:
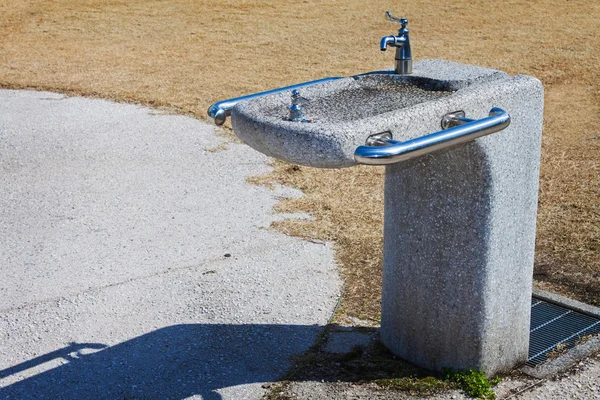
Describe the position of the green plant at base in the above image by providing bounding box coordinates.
[442,369,501,399]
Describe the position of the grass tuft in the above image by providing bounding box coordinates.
[375,376,452,395]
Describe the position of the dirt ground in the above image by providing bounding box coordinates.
[1,0,598,320]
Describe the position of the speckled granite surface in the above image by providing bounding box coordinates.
[231,59,544,376]
[230,59,509,168]
[380,70,544,376]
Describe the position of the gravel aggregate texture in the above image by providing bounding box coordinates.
[282,354,600,399]
[379,64,543,376]
[0,90,341,399]
[516,354,600,399]
[323,331,376,354]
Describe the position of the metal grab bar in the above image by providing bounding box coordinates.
[207,77,343,126]
[354,107,510,165]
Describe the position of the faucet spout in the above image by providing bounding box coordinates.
[380,35,405,51]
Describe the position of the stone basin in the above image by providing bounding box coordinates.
[230,59,511,168]
[228,58,546,376]
[257,74,454,123]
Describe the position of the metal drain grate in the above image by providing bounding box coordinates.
[527,297,600,366]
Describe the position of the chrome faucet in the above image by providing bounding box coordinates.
[380,12,412,75]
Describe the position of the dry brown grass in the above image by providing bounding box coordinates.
[1,0,598,318]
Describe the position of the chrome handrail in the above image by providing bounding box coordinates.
[207,77,343,126]
[354,107,510,165]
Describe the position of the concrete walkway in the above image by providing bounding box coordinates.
[0,90,341,399]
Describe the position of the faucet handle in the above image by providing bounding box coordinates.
[385,11,408,29]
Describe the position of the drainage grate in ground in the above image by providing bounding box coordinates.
[527,297,600,367]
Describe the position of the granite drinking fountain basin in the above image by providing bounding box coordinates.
[208,19,544,376]
[225,60,517,169]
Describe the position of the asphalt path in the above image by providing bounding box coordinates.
[0,90,341,400]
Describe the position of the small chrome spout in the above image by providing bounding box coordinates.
[287,90,310,122]
[380,35,403,51]
[380,12,412,75]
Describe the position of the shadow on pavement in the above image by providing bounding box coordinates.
[0,324,324,400]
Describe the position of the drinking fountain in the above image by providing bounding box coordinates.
[207,13,544,376]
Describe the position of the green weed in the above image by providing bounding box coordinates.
[442,369,501,399]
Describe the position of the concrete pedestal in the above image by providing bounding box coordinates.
[231,58,544,376]
[380,71,544,376]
